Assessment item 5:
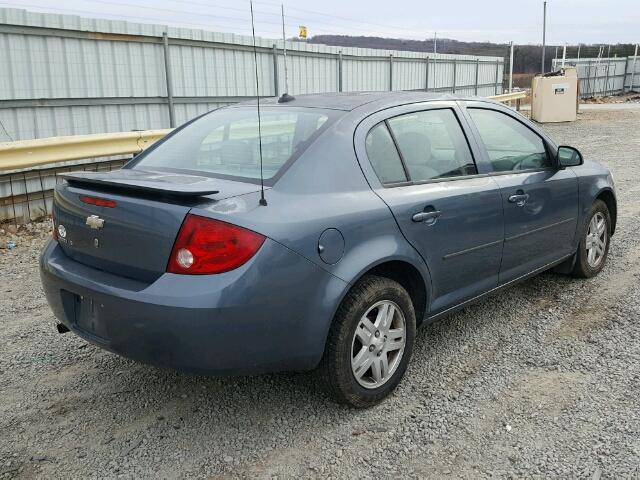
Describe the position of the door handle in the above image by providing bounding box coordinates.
[508,193,529,207]
[412,210,441,225]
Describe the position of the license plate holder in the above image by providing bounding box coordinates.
[74,294,108,340]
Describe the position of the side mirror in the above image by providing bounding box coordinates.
[557,145,583,168]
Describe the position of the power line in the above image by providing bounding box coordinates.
[85,0,285,29]
[253,0,432,36]
[0,1,282,39]
[159,0,282,20]
[7,0,437,40]
[95,0,432,39]
[0,2,284,36]
[165,0,434,38]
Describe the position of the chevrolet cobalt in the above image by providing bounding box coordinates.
[40,92,616,407]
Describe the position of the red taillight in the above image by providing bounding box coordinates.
[167,214,265,275]
[79,195,117,208]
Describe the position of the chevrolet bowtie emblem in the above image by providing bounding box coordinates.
[86,215,105,229]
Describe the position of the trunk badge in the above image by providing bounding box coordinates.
[86,215,105,229]
[94,238,99,248]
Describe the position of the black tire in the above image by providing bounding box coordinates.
[572,199,611,278]
[320,275,416,408]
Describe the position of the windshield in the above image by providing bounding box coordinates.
[132,107,336,185]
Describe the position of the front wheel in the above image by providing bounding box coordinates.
[320,275,416,408]
[572,199,611,278]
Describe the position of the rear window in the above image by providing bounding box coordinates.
[133,107,336,184]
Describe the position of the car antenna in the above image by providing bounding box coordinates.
[249,0,267,206]
[278,4,295,103]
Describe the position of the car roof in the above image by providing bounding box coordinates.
[235,91,494,112]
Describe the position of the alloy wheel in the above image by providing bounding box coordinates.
[586,212,607,268]
[351,300,406,389]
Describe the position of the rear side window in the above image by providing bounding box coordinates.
[365,123,408,184]
[386,109,477,182]
[468,108,551,172]
[133,107,335,185]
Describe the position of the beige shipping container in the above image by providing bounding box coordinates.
[531,67,579,123]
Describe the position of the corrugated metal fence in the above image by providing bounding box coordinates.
[0,7,504,142]
[0,7,506,224]
[552,57,640,98]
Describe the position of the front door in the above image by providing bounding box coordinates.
[465,106,579,283]
[357,104,504,314]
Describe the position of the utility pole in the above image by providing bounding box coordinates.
[509,41,514,93]
[562,44,566,69]
[541,1,547,74]
[433,32,437,55]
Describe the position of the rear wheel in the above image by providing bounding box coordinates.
[572,199,611,278]
[321,275,416,408]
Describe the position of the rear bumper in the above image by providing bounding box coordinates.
[40,239,347,375]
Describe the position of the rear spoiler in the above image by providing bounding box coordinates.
[62,170,220,197]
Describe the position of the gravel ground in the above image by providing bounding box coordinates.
[1,107,639,479]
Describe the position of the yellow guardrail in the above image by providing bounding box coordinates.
[0,92,528,173]
[0,129,172,172]
[490,91,528,103]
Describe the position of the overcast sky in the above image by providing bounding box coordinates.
[2,0,639,45]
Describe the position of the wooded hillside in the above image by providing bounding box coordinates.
[305,35,638,74]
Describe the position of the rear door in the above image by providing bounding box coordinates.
[354,102,504,314]
[463,103,579,284]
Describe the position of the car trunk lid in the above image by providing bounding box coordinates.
[54,169,262,283]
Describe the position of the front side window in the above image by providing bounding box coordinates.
[386,109,477,182]
[468,108,551,172]
[133,107,334,184]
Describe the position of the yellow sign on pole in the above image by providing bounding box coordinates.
[298,25,307,39]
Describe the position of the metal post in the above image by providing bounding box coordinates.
[561,44,566,68]
[541,1,547,73]
[606,45,612,95]
[433,55,437,91]
[338,51,343,92]
[587,59,594,98]
[425,56,430,91]
[631,44,639,92]
[162,32,176,128]
[604,57,611,96]
[281,5,289,95]
[474,58,480,95]
[389,54,393,91]
[495,61,500,94]
[623,56,630,93]
[452,59,457,93]
[272,44,279,97]
[509,41,514,93]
